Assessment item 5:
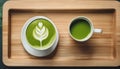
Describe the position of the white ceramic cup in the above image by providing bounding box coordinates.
[21,16,59,57]
[69,16,102,42]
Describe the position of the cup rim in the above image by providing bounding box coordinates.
[69,16,94,42]
[21,16,59,51]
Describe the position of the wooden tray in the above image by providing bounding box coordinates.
[2,0,120,66]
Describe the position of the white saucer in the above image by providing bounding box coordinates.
[21,16,59,57]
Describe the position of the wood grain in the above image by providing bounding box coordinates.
[2,0,120,66]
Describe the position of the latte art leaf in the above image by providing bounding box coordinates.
[33,22,49,48]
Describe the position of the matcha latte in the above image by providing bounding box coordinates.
[21,16,59,57]
[26,19,56,50]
